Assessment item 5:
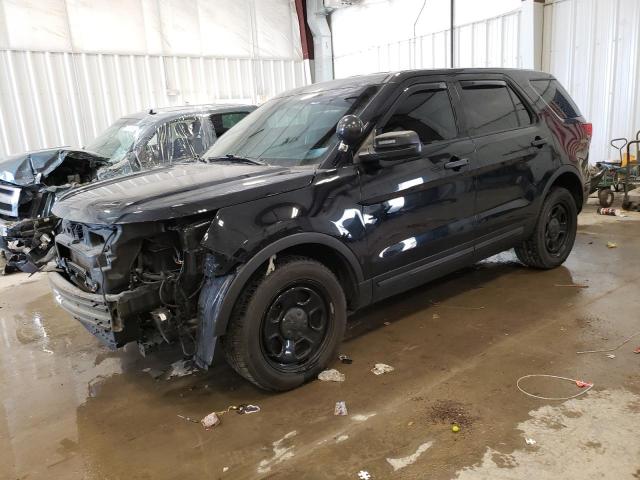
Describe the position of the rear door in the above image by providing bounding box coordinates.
[358,79,477,300]
[453,75,555,259]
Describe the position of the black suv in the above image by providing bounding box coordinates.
[49,69,591,391]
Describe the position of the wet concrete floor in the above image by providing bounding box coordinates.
[1,201,640,480]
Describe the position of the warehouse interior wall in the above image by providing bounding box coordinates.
[0,0,309,157]
[543,0,640,164]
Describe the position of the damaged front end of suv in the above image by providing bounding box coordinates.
[0,149,107,273]
[49,162,315,366]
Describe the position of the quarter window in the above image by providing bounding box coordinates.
[382,88,458,144]
[211,112,249,137]
[530,79,580,119]
[461,83,531,136]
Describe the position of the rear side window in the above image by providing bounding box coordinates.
[460,82,531,136]
[530,79,581,119]
[382,88,458,144]
[211,112,249,137]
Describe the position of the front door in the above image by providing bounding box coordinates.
[358,80,477,301]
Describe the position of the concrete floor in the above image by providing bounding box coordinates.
[1,201,640,480]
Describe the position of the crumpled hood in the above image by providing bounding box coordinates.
[0,148,107,186]
[52,162,315,224]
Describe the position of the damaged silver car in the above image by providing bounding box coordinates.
[0,104,255,273]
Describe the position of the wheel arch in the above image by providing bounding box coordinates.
[543,167,585,213]
[211,233,366,338]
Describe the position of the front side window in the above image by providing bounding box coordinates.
[382,88,458,143]
[204,86,379,167]
[165,117,207,161]
[460,83,531,136]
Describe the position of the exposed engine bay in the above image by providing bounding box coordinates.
[52,217,214,358]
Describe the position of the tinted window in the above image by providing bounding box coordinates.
[382,89,457,143]
[461,83,531,136]
[530,79,580,119]
[211,112,249,137]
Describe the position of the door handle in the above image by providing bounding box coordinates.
[444,158,469,170]
[531,136,547,148]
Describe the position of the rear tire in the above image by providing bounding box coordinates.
[223,255,346,391]
[515,187,578,269]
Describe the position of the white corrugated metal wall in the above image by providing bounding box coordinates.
[333,10,521,78]
[0,0,310,158]
[543,0,640,163]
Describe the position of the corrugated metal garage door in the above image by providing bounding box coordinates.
[543,0,640,163]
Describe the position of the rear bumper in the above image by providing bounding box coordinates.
[49,271,160,348]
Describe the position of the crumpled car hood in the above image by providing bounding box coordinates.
[0,148,107,186]
[52,162,315,224]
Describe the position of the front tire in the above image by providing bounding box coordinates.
[223,255,346,391]
[515,187,578,269]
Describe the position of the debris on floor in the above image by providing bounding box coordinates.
[432,313,440,319]
[575,380,593,388]
[335,401,348,416]
[452,424,460,433]
[516,374,594,400]
[554,283,589,288]
[525,437,537,446]
[339,354,353,364]
[384,321,391,326]
[335,434,349,443]
[606,354,616,359]
[634,346,640,354]
[166,359,197,379]
[222,467,229,473]
[357,470,372,480]
[371,363,394,375]
[201,412,221,429]
[607,241,618,248]
[428,400,476,429]
[386,441,434,471]
[318,369,345,382]
[597,207,620,216]
[577,331,640,355]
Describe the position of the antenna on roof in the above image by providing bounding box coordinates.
[149,109,156,115]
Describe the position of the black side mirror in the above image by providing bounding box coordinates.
[359,130,422,163]
[336,115,364,149]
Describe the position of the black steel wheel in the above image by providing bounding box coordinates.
[544,203,570,254]
[223,256,346,391]
[515,187,578,269]
[261,283,330,372]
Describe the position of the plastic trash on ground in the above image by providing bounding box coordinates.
[334,401,348,416]
[318,369,345,382]
[371,363,394,375]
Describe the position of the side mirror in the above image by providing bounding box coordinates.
[359,130,422,163]
[336,115,364,149]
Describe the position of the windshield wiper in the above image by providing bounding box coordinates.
[207,154,265,166]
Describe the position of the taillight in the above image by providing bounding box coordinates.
[581,122,593,138]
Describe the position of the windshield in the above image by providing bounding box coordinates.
[85,118,142,163]
[204,86,378,167]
